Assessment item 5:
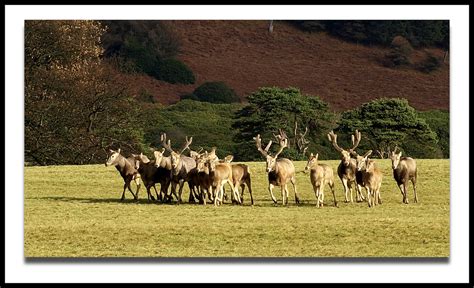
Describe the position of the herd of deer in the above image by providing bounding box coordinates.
[105,130,418,208]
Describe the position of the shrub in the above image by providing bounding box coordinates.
[417,53,442,73]
[191,81,240,104]
[155,58,195,85]
[383,36,413,67]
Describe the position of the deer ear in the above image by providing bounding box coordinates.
[140,152,143,157]
[161,148,165,153]
[109,149,115,153]
[398,151,402,157]
[309,152,313,158]
[117,148,121,154]
[315,153,319,160]
[364,150,373,158]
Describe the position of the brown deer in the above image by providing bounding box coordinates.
[390,149,418,204]
[105,148,141,201]
[132,153,171,202]
[160,133,197,204]
[354,151,383,208]
[207,156,236,206]
[254,129,300,205]
[153,148,177,202]
[327,130,365,203]
[221,156,253,206]
[304,152,338,208]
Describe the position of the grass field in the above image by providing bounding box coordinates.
[24,159,449,258]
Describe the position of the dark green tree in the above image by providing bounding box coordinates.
[232,87,336,161]
[337,98,439,158]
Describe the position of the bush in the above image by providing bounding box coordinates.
[190,81,240,104]
[417,53,442,73]
[155,58,195,85]
[383,36,413,67]
[418,110,449,158]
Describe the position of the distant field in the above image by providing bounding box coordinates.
[24,159,449,258]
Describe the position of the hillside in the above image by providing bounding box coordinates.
[120,20,449,112]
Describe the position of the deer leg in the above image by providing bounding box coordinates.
[177,179,185,204]
[239,183,245,204]
[133,177,140,200]
[320,184,325,207]
[313,184,319,207]
[403,183,409,204]
[281,185,287,206]
[330,181,338,207]
[121,183,127,201]
[341,178,349,203]
[291,176,300,204]
[188,182,196,203]
[412,178,418,203]
[367,188,372,208]
[268,183,277,204]
[246,178,254,206]
[377,184,382,204]
[230,181,241,204]
[127,181,138,201]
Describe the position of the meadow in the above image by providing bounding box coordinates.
[24,159,449,258]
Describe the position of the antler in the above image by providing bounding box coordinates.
[180,136,193,154]
[160,133,174,153]
[350,130,361,151]
[327,131,343,153]
[253,134,272,157]
[274,137,288,158]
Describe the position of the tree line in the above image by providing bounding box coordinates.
[24,20,449,166]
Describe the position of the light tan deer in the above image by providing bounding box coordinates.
[304,152,338,208]
[220,155,253,205]
[327,130,365,203]
[390,148,418,204]
[354,151,383,208]
[207,155,236,206]
[254,129,300,205]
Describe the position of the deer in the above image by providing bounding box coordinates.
[390,148,418,204]
[206,155,236,206]
[153,148,177,202]
[253,129,300,206]
[327,130,365,203]
[221,156,254,206]
[354,150,383,208]
[160,133,197,204]
[304,152,338,208]
[105,148,141,201]
[132,153,171,202]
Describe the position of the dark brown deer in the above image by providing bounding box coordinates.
[161,133,197,204]
[390,149,418,204]
[304,152,338,208]
[327,130,365,203]
[132,153,171,202]
[153,148,177,202]
[254,129,300,205]
[105,148,141,201]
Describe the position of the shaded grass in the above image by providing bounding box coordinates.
[24,160,449,257]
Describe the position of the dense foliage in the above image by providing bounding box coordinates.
[182,81,240,103]
[418,110,449,158]
[25,20,146,165]
[232,87,336,161]
[292,20,449,48]
[337,98,441,158]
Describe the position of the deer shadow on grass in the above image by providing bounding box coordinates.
[25,196,202,205]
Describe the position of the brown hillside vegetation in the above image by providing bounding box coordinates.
[122,20,449,112]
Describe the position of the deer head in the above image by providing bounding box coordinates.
[304,152,319,172]
[390,146,402,170]
[354,150,373,171]
[327,130,361,165]
[153,148,166,168]
[160,133,193,171]
[254,129,288,173]
[105,148,121,166]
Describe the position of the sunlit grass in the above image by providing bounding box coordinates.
[24,159,449,258]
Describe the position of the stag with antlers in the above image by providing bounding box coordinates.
[327,130,365,203]
[254,129,300,205]
[160,133,197,204]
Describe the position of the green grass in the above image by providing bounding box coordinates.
[24,159,449,258]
